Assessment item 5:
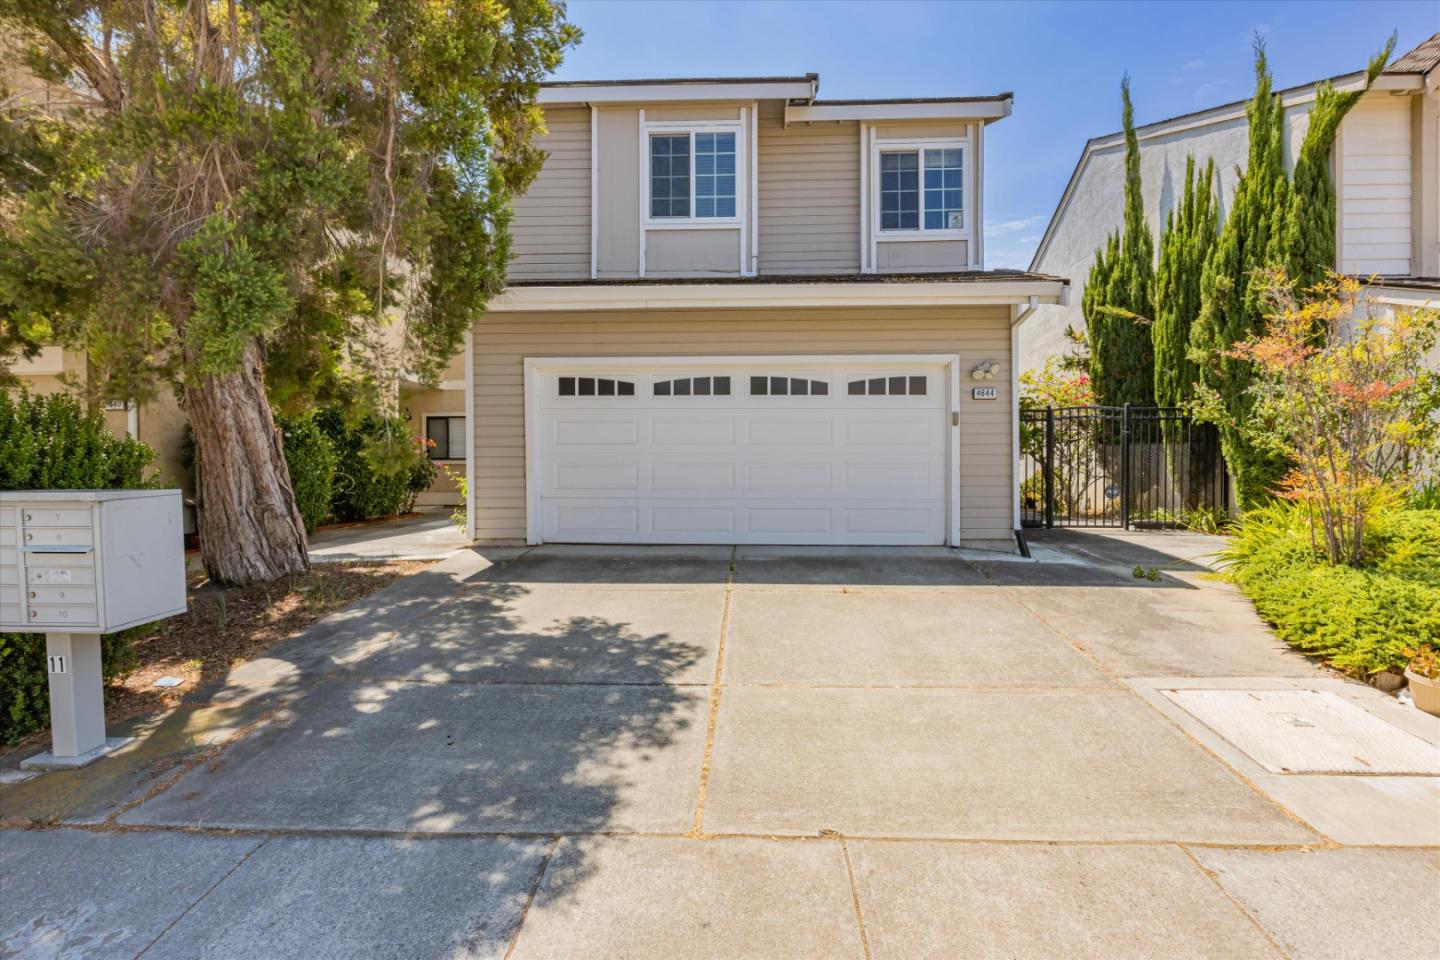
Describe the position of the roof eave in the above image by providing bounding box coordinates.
[488,278,1069,313]
[538,77,817,105]
[785,96,1013,125]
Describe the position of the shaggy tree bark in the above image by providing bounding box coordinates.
[186,339,309,584]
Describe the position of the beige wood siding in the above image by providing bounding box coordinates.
[756,101,861,275]
[877,239,970,271]
[596,107,641,277]
[1338,95,1412,276]
[471,306,1015,544]
[645,228,741,276]
[509,106,591,281]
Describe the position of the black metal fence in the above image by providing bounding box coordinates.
[1020,405,1229,530]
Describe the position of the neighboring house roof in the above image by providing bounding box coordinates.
[1028,31,1440,272]
[1387,32,1440,75]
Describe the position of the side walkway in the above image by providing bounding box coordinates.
[307,507,470,563]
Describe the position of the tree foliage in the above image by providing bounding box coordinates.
[1153,156,1217,411]
[1,0,578,402]
[0,0,579,582]
[1190,37,1387,508]
[1284,35,1395,291]
[1084,75,1155,408]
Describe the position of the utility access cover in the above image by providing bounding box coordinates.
[1163,689,1440,775]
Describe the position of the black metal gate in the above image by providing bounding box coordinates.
[1019,405,1229,530]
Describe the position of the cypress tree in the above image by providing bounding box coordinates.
[1284,36,1394,290]
[1153,155,1217,411]
[1192,36,1393,508]
[1191,39,1292,508]
[1085,76,1156,408]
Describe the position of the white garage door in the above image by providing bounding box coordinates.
[527,356,953,545]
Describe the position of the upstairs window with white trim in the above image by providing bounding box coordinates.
[646,127,740,223]
[876,140,966,235]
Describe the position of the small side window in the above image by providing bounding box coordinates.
[558,376,635,397]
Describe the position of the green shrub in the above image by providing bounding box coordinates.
[404,455,437,515]
[315,408,428,522]
[0,388,156,742]
[0,388,155,490]
[1222,502,1440,676]
[0,633,137,744]
[276,413,337,533]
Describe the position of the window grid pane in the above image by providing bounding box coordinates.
[922,147,963,230]
[880,152,919,230]
[694,132,737,219]
[650,134,690,218]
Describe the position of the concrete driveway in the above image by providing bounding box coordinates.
[3,535,1438,959]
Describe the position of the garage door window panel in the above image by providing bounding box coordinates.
[558,376,636,398]
[847,375,927,396]
[654,376,731,397]
[750,376,828,397]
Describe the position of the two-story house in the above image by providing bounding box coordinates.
[466,75,1069,548]
[1022,32,1440,376]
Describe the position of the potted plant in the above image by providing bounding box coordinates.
[1402,645,1440,717]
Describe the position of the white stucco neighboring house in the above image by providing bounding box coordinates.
[1021,32,1440,377]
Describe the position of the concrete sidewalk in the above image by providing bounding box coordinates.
[3,537,1437,959]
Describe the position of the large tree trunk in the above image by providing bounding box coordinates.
[186,339,309,585]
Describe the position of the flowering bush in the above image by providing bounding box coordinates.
[1196,273,1439,566]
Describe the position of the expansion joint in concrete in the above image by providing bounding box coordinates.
[503,834,562,960]
[1177,842,1295,960]
[687,546,736,839]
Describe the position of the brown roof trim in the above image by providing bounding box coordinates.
[541,74,818,88]
[506,270,1066,289]
[811,94,1013,106]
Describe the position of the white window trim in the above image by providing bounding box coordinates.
[640,119,747,229]
[423,411,468,463]
[870,136,971,243]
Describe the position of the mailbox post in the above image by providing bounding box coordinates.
[1,489,187,770]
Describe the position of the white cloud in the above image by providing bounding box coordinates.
[987,214,1046,237]
[1181,59,1205,72]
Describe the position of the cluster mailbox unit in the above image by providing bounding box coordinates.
[1,489,186,769]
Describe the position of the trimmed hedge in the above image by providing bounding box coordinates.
[277,413,337,533]
[1,388,154,489]
[1,389,153,743]
[1222,502,1440,676]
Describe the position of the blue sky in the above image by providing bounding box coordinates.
[551,0,1438,269]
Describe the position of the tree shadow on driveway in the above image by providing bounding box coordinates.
[85,568,713,910]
